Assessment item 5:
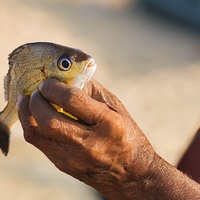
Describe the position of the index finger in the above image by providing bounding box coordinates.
[39,79,111,125]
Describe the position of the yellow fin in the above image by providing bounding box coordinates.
[52,104,78,120]
[61,111,78,120]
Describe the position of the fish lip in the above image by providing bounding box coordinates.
[86,58,96,68]
[83,58,97,74]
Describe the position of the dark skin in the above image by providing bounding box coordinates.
[177,128,200,183]
[17,78,200,199]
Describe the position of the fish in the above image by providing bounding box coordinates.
[0,42,97,156]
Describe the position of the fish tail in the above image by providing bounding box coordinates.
[0,104,17,156]
[0,121,10,156]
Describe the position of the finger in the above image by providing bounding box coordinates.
[17,95,38,132]
[39,79,111,124]
[17,95,72,163]
[17,95,46,147]
[29,90,89,143]
[84,79,129,115]
[83,78,106,101]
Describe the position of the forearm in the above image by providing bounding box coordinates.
[115,154,200,200]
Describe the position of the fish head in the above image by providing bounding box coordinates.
[9,42,97,89]
[43,43,97,88]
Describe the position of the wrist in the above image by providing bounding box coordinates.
[101,143,157,200]
[127,154,200,200]
[107,153,200,200]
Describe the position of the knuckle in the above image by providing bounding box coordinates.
[23,125,39,143]
[105,110,123,128]
[112,113,124,128]
[96,108,125,135]
[109,113,125,133]
[41,117,62,135]
[94,106,110,123]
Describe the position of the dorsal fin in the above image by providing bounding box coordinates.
[4,44,28,101]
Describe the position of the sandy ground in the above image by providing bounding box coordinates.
[1,0,200,199]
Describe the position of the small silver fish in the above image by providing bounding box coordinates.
[0,42,97,156]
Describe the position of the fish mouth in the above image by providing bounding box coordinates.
[86,58,97,68]
[73,58,97,89]
[83,58,97,75]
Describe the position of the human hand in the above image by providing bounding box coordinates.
[17,78,156,199]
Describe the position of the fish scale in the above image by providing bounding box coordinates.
[0,42,97,156]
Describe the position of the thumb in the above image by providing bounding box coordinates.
[84,79,129,115]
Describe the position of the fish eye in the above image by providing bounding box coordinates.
[58,56,72,71]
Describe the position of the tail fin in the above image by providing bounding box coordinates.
[0,122,10,156]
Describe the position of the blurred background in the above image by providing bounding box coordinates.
[1,0,200,199]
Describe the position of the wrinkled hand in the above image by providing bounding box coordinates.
[17,78,155,199]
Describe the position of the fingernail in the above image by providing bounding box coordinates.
[31,89,39,97]
[39,81,45,91]
[16,94,24,110]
